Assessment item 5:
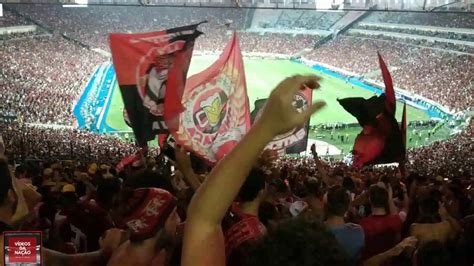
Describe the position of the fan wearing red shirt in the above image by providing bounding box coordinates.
[358,185,405,262]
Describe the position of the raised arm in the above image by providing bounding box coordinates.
[182,75,325,266]
[310,144,332,186]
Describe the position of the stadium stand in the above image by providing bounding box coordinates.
[1,35,103,125]
[363,11,474,29]
[0,6,473,266]
[306,36,474,112]
[273,10,346,30]
[0,9,30,27]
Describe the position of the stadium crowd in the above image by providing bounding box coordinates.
[364,11,474,29]
[306,36,474,112]
[0,77,473,266]
[0,123,141,163]
[1,7,474,266]
[7,4,247,51]
[354,24,474,43]
[1,35,104,125]
[272,10,346,30]
[0,10,30,27]
[347,30,474,54]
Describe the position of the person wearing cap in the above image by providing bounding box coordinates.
[62,184,76,193]
[107,187,180,266]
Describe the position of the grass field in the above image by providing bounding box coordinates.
[105,56,428,133]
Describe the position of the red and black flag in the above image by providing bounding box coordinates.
[251,87,313,155]
[165,33,251,164]
[338,53,404,168]
[109,23,202,147]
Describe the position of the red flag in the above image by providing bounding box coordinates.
[166,33,251,163]
[377,52,396,116]
[338,53,404,168]
[109,24,202,147]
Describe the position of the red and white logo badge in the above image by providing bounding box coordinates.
[3,231,42,266]
[175,71,248,162]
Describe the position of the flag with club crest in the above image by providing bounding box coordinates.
[109,23,202,147]
[165,33,251,163]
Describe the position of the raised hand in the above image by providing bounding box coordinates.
[256,75,326,138]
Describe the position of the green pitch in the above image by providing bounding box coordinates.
[105,56,428,132]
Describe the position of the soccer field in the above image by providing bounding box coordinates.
[105,56,428,132]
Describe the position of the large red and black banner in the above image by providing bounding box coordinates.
[165,33,251,163]
[338,53,404,168]
[109,23,202,146]
[251,88,313,155]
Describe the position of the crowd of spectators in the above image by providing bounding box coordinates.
[0,84,472,265]
[347,30,474,54]
[306,36,474,112]
[355,24,474,43]
[273,10,345,30]
[7,4,322,55]
[0,10,30,27]
[7,4,248,51]
[363,11,474,29]
[407,123,473,179]
[2,5,471,118]
[1,8,474,265]
[0,35,104,125]
[0,123,143,163]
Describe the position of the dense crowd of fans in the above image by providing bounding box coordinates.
[348,32,474,54]
[0,35,103,125]
[272,10,345,30]
[1,6,474,266]
[364,11,474,29]
[0,10,30,27]
[8,4,248,51]
[0,85,473,265]
[306,36,474,112]
[407,123,473,178]
[355,24,474,43]
[0,123,141,163]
